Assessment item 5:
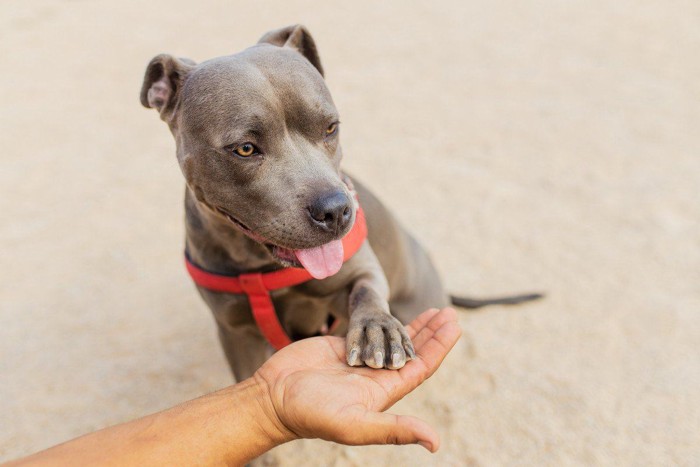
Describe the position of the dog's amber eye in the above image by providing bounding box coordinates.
[326,123,338,136]
[234,143,257,157]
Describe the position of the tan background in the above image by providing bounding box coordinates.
[1,0,699,465]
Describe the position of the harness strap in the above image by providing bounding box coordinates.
[239,273,292,350]
[185,206,367,350]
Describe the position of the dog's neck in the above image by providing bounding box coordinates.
[183,187,282,275]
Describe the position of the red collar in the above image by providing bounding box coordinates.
[185,206,368,350]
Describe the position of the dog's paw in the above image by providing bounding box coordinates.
[346,313,415,370]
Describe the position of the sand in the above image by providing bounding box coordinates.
[1,0,699,465]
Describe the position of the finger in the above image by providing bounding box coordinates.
[398,308,461,384]
[345,411,440,452]
[324,335,348,361]
[367,309,462,410]
[405,308,440,339]
[411,307,459,352]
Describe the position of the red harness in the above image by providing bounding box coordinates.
[184,206,368,350]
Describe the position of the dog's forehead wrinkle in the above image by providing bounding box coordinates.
[218,112,274,147]
[179,48,337,150]
[241,45,337,123]
[180,57,297,148]
[181,57,275,116]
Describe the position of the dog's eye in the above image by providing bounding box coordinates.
[233,143,257,157]
[326,123,339,136]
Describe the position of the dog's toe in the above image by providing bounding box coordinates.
[346,313,413,370]
[386,328,407,369]
[347,347,361,366]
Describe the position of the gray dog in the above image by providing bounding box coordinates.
[141,25,540,381]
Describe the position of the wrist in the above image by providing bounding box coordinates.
[203,377,297,466]
[248,373,298,445]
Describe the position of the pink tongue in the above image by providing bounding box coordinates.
[294,240,344,280]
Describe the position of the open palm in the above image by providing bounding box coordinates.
[254,308,461,452]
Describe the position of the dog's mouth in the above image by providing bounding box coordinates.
[214,206,345,280]
[214,207,266,242]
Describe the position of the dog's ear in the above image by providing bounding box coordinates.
[258,25,324,77]
[140,54,196,123]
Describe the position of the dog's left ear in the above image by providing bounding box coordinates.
[258,25,324,77]
[140,54,196,124]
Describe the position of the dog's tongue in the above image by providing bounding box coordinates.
[294,240,344,280]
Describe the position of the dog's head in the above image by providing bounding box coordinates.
[141,25,355,279]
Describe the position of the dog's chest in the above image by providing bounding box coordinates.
[270,286,349,339]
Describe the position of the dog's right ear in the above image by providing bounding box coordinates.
[140,54,196,123]
[258,25,324,77]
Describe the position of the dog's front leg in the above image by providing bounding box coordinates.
[345,244,416,370]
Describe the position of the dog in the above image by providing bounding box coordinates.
[140,25,540,381]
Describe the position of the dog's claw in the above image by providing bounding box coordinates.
[391,352,403,369]
[406,345,416,360]
[348,348,360,366]
[374,351,384,368]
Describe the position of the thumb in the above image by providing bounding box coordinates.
[346,411,440,452]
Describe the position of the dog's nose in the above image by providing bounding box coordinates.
[307,191,352,234]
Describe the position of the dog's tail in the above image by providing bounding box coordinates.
[450,292,544,310]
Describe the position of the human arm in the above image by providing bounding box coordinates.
[8,307,461,466]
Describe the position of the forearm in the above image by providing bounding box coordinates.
[9,378,293,467]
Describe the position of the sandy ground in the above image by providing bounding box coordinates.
[1,0,699,465]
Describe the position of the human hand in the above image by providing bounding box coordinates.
[8,308,460,467]
[253,307,461,452]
